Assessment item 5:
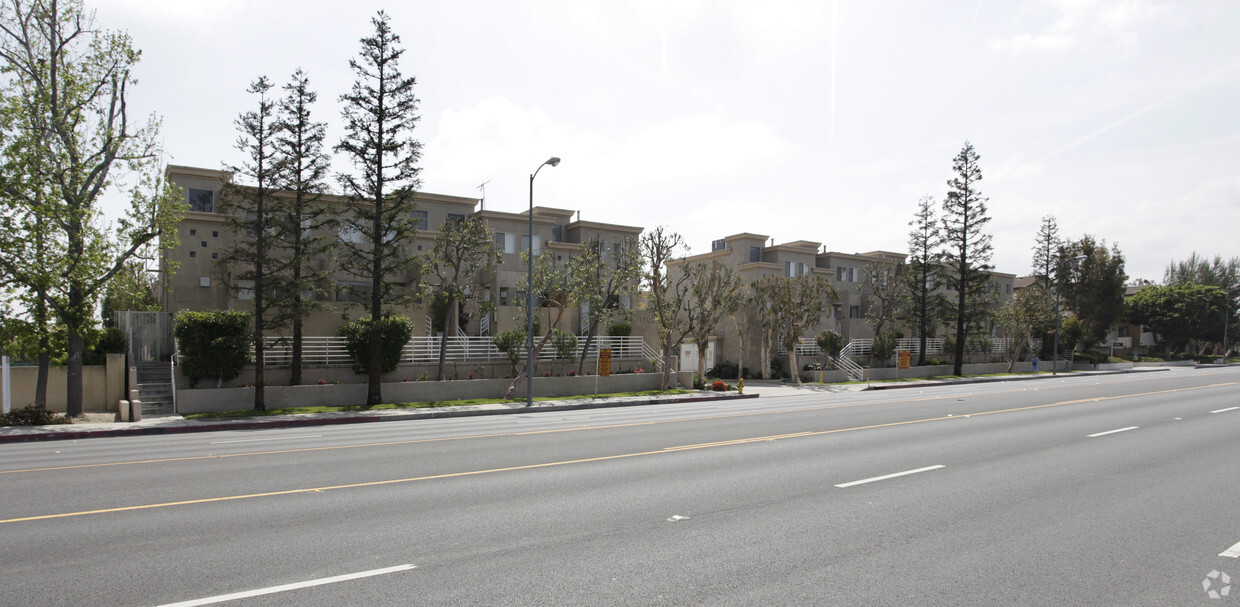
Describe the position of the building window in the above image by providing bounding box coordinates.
[784,261,792,277]
[189,251,196,258]
[837,266,856,282]
[201,241,208,248]
[189,228,196,236]
[212,252,218,260]
[833,304,843,318]
[338,225,364,244]
[212,231,219,238]
[849,305,862,318]
[1118,326,1131,337]
[199,276,211,287]
[521,234,542,255]
[236,280,255,301]
[711,239,726,252]
[446,213,465,224]
[336,281,370,303]
[411,210,428,230]
[552,225,563,242]
[188,189,214,213]
[799,262,809,276]
[750,246,760,263]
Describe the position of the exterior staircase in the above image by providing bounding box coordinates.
[135,362,175,416]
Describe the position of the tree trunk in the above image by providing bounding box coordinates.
[291,316,303,386]
[787,347,800,384]
[696,341,708,382]
[660,343,674,390]
[577,321,599,375]
[35,351,49,408]
[733,318,745,381]
[954,270,967,376]
[1007,339,1025,374]
[436,296,456,380]
[66,332,84,418]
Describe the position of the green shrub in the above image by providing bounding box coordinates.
[871,332,898,366]
[492,328,526,376]
[550,328,577,360]
[174,310,251,388]
[338,316,414,375]
[1,404,72,426]
[608,322,632,337]
[707,360,739,379]
[693,375,705,390]
[816,330,844,360]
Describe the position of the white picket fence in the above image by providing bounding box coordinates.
[252,335,654,369]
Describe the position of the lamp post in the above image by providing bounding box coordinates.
[527,157,560,406]
[1052,254,1088,375]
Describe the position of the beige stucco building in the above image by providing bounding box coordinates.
[161,165,646,342]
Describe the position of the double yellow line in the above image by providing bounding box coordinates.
[1,381,1232,525]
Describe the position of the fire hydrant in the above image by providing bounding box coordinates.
[737,377,744,394]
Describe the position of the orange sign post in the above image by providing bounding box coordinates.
[599,348,612,377]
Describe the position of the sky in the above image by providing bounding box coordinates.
[89,0,1240,282]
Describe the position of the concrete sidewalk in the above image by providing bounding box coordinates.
[0,367,1170,444]
[0,391,762,444]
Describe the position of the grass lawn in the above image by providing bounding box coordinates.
[183,389,692,420]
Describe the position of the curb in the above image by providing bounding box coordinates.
[860,367,1169,391]
[0,392,760,444]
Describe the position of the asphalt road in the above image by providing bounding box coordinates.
[2,367,1238,606]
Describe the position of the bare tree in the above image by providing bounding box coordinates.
[641,226,693,390]
[683,259,743,381]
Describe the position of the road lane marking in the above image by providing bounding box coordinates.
[1210,407,1240,414]
[4,383,1238,523]
[209,435,322,444]
[835,465,945,488]
[1086,426,1139,438]
[156,564,415,606]
[1221,541,1240,558]
[5,381,1234,476]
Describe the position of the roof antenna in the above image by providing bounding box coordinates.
[477,180,491,210]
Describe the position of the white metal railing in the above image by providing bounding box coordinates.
[253,335,651,368]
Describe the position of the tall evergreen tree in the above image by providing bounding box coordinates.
[335,11,424,406]
[940,141,994,376]
[272,68,334,386]
[0,0,184,416]
[218,76,281,411]
[903,194,940,366]
[1031,215,1061,289]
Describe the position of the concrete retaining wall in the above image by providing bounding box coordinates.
[175,370,695,414]
[0,353,126,413]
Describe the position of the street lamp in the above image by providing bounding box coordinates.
[527,156,560,406]
[1052,254,1088,375]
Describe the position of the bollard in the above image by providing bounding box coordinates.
[118,400,130,422]
[130,400,142,422]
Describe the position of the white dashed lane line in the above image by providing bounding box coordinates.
[1210,407,1239,414]
[835,465,946,488]
[1086,426,1138,438]
[156,564,416,606]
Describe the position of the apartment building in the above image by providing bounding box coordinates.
[162,165,644,340]
[668,232,1014,374]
